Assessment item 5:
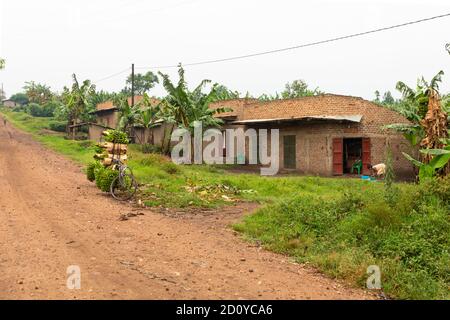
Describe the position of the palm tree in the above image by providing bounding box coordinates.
[63,74,96,139]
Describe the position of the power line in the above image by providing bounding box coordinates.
[136,12,450,70]
[93,67,131,84]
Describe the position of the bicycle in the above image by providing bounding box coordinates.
[110,158,138,201]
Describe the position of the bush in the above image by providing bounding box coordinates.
[26,101,58,117]
[49,121,67,132]
[235,183,450,299]
[420,175,450,204]
[95,167,119,192]
[141,143,162,154]
[86,161,102,182]
[162,162,180,174]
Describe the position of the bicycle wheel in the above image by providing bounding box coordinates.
[110,168,138,201]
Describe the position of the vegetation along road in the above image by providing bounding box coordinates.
[0,118,373,299]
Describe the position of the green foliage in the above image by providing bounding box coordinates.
[23,81,53,105]
[95,167,119,192]
[281,79,323,99]
[162,162,179,174]
[158,64,229,131]
[9,93,29,105]
[403,143,450,181]
[103,129,129,144]
[0,58,4,69]
[25,101,59,117]
[86,161,102,182]
[384,147,399,206]
[123,71,159,95]
[48,120,67,132]
[235,184,450,299]
[140,143,162,154]
[62,74,96,131]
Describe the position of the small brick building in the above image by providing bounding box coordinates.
[210,94,416,178]
[89,96,166,144]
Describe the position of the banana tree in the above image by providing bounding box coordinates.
[114,95,140,134]
[63,74,96,139]
[136,93,161,145]
[403,141,450,181]
[158,65,231,154]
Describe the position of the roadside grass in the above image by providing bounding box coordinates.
[1,110,94,164]
[233,179,450,300]
[3,109,448,299]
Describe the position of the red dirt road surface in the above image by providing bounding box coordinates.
[0,119,373,299]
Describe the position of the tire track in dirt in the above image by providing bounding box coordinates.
[0,118,374,299]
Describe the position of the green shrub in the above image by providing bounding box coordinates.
[95,167,119,192]
[26,101,58,117]
[48,121,67,132]
[139,153,169,166]
[141,143,162,154]
[162,162,180,174]
[420,175,450,204]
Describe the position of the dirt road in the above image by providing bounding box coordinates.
[0,119,373,299]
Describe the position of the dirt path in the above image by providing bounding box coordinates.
[0,119,373,300]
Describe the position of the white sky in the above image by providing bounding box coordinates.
[0,0,449,100]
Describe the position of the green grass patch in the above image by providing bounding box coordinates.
[234,179,450,300]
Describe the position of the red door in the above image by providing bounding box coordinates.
[362,138,371,175]
[332,138,343,175]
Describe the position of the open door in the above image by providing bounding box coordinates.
[332,138,343,175]
[362,138,371,175]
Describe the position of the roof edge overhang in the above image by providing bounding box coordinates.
[231,115,363,125]
[90,107,119,114]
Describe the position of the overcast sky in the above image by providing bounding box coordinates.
[0,0,449,100]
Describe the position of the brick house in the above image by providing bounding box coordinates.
[209,94,416,178]
[89,96,168,145]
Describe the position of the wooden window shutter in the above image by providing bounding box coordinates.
[332,138,343,175]
[362,138,371,175]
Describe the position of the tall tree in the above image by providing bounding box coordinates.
[158,65,227,131]
[123,71,159,95]
[281,79,323,99]
[62,74,96,139]
[374,90,381,103]
[9,93,29,105]
[382,91,395,105]
[23,81,53,105]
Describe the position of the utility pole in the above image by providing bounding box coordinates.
[131,63,135,107]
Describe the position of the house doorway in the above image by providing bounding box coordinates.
[283,135,296,169]
[343,138,362,174]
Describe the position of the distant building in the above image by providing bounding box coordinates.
[88,96,169,146]
[1,99,17,108]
